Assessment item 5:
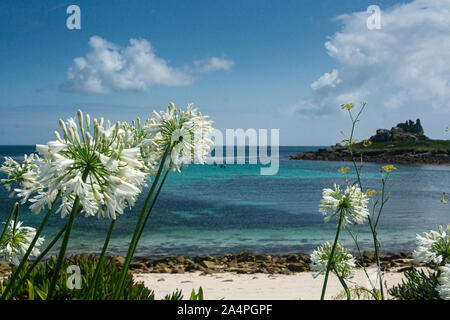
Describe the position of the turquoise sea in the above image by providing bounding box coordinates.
[0,145,449,259]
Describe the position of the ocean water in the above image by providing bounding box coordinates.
[0,145,449,259]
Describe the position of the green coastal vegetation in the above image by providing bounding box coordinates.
[352,138,450,153]
[352,136,450,154]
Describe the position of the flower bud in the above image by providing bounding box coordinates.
[68,127,75,142]
[103,192,112,203]
[86,114,91,130]
[59,119,68,137]
[73,127,81,143]
[86,131,92,146]
[93,120,99,139]
[54,131,63,143]
[109,176,123,185]
[77,109,83,129]
[92,186,102,203]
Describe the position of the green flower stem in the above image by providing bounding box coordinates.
[46,196,80,300]
[0,179,15,186]
[114,168,170,300]
[93,265,106,299]
[0,202,18,244]
[87,218,116,300]
[356,187,384,299]
[368,218,384,299]
[334,268,351,300]
[340,279,351,300]
[1,191,62,299]
[346,227,375,288]
[320,210,344,300]
[346,107,385,300]
[7,222,68,299]
[374,178,388,228]
[136,166,171,249]
[11,204,20,237]
[114,147,172,299]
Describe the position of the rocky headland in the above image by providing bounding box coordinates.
[289,119,450,165]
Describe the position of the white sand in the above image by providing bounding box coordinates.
[134,268,411,300]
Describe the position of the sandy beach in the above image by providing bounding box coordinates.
[134,268,412,300]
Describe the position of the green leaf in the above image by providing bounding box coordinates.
[33,286,47,300]
[189,288,196,300]
[27,280,35,300]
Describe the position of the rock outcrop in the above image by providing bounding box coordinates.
[369,119,425,142]
[288,119,450,165]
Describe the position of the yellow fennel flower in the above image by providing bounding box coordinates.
[362,139,373,147]
[341,138,357,146]
[340,103,355,111]
[338,167,350,174]
[365,189,377,197]
[381,165,397,173]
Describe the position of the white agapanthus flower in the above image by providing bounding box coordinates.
[143,102,214,172]
[437,264,450,300]
[310,241,356,279]
[319,184,369,225]
[0,154,42,198]
[16,110,147,219]
[413,225,450,264]
[0,220,44,265]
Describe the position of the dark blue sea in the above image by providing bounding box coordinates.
[1,145,449,259]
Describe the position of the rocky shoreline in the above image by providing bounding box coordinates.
[0,251,428,278]
[288,148,450,165]
[117,251,424,275]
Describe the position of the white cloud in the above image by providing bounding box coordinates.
[62,36,233,94]
[195,57,234,73]
[311,69,341,90]
[295,0,450,116]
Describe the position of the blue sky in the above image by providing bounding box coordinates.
[0,0,449,145]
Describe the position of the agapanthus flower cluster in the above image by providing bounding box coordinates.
[16,110,147,219]
[143,102,214,172]
[436,264,450,300]
[319,184,370,225]
[0,220,44,265]
[413,225,450,265]
[0,154,42,198]
[310,241,356,279]
[121,119,144,148]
